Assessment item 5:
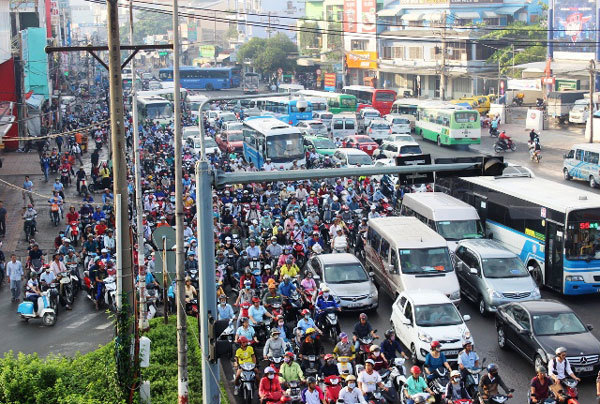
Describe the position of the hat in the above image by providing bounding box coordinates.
[264,366,275,374]
[346,375,357,382]
[450,370,461,378]
[271,329,281,335]
[305,327,316,335]
[359,313,367,319]
[285,352,295,358]
[365,359,375,365]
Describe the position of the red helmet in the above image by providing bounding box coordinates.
[252,297,260,303]
[431,341,441,349]
[301,309,310,316]
[324,354,334,361]
[238,336,249,344]
[410,365,421,375]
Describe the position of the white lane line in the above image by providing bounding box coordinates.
[95,322,112,330]
[65,313,96,329]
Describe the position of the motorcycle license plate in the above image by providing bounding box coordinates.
[367,146,372,150]
[444,350,459,356]
[574,365,593,372]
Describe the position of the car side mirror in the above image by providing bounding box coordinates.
[518,328,530,336]
[369,271,375,278]
[463,314,471,321]
[469,267,479,275]
[587,324,594,331]
[563,153,568,159]
[401,318,411,326]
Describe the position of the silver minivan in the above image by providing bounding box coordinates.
[454,239,541,315]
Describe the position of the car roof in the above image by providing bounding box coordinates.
[514,299,573,314]
[317,253,362,265]
[382,140,419,147]
[402,289,452,305]
[339,148,370,156]
[369,119,389,124]
[362,108,380,113]
[457,239,516,258]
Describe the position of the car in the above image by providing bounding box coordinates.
[221,121,243,132]
[182,126,201,140]
[391,289,472,363]
[305,253,378,311]
[384,133,416,143]
[303,135,337,156]
[313,111,333,131]
[495,299,600,376]
[216,131,244,153]
[187,136,220,156]
[296,120,328,137]
[454,239,541,315]
[358,108,381,133]
[365,119,392,142]
[385,114,412,134]
[206,110,219,127]
[332,148,373,168]
[377,140,422,159]
[342,135,379,156]
[218,112,238,126]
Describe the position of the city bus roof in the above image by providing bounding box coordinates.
[137,95,171,104]
[243,117,302,135]
[401,192,479,222]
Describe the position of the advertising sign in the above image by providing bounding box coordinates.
[507,78,542,91]
[324,73,337,91]
[554,0,596,58]
[343,0,357,33]
[360,0,377,33]
[200,45,215,58]
[555,79,580,91]
[346,51,378,69]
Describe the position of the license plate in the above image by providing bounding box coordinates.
[347,302,362,308]
[574,365,593,372]
[445,350,459,356]
[367,146,372,150]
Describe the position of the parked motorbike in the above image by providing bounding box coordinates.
[17,289,57,326]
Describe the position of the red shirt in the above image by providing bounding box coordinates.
[259,377,282,402]
[66,212,80,223]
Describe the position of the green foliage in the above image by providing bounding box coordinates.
[120,10,174,44]
[0,316,207,404]
[298,21,320,56]
[237,34,297,76]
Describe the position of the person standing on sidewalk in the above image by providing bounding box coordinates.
[0,200,6,237]
[22,176,34,208]
[6,254,24,302]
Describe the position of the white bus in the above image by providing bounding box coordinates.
[137,95,174,125]
[138,88,189,105]
[242,117,306,169]
[389,98,426,129]
[437,171,600,295]
[278,83,304,93]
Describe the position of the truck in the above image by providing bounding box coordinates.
[547,90,586,123]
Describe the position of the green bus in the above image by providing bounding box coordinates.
[297,90,357,114]
[415,102,481,146]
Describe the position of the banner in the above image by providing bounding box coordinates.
[343,0,357,33]
[360,0,376,33]
[324,73,336,91]
[507,78,542,91]
[346,51,378,69]
[554,0,596,55]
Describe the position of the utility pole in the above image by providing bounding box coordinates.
[440,11,446,101]
[268,12,271,38]
[106,0,134,387]
[511,44,515,77]
[590,59,596,143]
[497,57,500,97]
[129,0,148,330]
[172,0,189,401]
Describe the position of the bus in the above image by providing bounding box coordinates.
[241,117,306,169]
[436,170,600,295]
[389,98,426,130]
[342,85,397,115]
[137,95,174,125]
[158,66,236,90]
[122,74,142,92]
[243,72,260,94]
[415,102,481,146]
[138,88,189,106]
[278,83,304,93]
[249,97,313,125]
[297,90,357,114]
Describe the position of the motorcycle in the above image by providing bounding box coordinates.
[60,168,71,188]
[254,320,270,345]
[186,298,199,316]
[66,263,80,296]
[555,379,579,404]
[319,306,341,341]
[428,367,450,403]
[78,178,89,196]
[528,140,542,163]
[286,289,303,324]
[103,275,117,311]
[489,389,514,404]
[378,368,400,404]
[17,289,57,326]
[303,354,319,377]
[357,333,377,364]
[66,221,80,246]
[489,127,499,137]
[238,362,257,404]
[145,284,159,320]
[493,138,516,153]
[266,354,284,373]
[50,203,61,226]
[293,241,307,269]
[336,356,354,380]
[287,380,303,404]
[24,217,36,242]
[324,375,342,404]
[57,271,74,306]
[389,358,407,392]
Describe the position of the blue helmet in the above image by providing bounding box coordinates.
[487,363,498,374]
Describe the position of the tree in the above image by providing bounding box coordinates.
[298,20,320,56]
[237,34,297,76]
[120,10,173,44]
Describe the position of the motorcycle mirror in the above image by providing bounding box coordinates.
[463,314,471,321]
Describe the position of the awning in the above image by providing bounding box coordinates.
[401,12,424,21]
[453,11,480,19]
[297,58,315,67]
[481,11,498,18]
[25,94,44,109]
[378,7,402,17]
[423,12,442,21]
[495,6,523,15]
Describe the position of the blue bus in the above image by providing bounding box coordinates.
[158,66,240,90]
[248,97,313,126]
[241,117,306,170]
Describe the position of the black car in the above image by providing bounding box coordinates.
[495,299,600,377]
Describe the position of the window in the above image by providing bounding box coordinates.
[381,238,390,258]
[484,18,499,26]
[368,228,382,252]
[351,40,368,50]
[566,149,574,159]
[333,119,344,129]
[584,151,599,164]
[390,249,399,273]
[512,306,530,331]
[383,47,392,59]
[392,46,404,59]
[403,301,413,322]
[575,149,584,161]
[408,47,423,60]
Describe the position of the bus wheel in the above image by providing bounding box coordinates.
[529,263,543,287]
[205,83,214,91]
[590,176,597,188]
[437,136,442,147]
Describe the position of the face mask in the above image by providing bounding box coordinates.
[373,352,380,357]
[220,301,226,306]
[323,293,330,298]
[273,335,279,340]
[267,374,275,380]
[284,358,290,363]
[304,315,310,319]
[348,383,356,389]
[245,285,250,289]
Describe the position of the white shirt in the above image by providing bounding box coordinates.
[332,235,348,250]
[303,388,321,404]
[549,357,573,380]
[339,386,368,404]
[357,370,381,394]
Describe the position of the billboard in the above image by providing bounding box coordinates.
[554,0,597,59]
[361,0,376,33]
[343,0,357,33]
[324,73,337,91]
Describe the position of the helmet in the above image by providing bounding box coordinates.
[430,341,441,350]
[238,336,249,344]
[450,370,461,378]
[365,359,375,366]
[321,285,330,293]
[285,352,295,358]
[305,327,316,335]
[410,365,421,375]
[370,345,380,353]
[301,309,310,316]
[252,297,260,303]
[384,329,395,339]
[359,313,367,320]
[555,347,567,355]
[487,363,498,374]
[462,340,473,348]
[306,376,317,384]
[339,332,348,340]
[264,366,275,374]
[271,329,281,336]
[324,354,334,361]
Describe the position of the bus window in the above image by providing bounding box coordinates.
[345,120,355,129]
[376,92,395,102]
[455,111,478,123]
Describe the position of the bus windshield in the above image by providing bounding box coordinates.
[266,133,304,162]
[396,106,417,116]
[341,97,357,108]
[454,111,478,123]
[145,103,173,119]
[566,208,600,260]
[399,247,453,274]
[436,220,484,241]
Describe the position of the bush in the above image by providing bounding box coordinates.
[0,316,210,404]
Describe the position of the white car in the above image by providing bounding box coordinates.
[313,111,333,131]
[222,121,244,132]
[182,126,201,140]
[385,114,412,134]
[218,112,238,125]
[206,110,219,127]
[358,108,381,133]
[391,290,473,363]
[332,148,373,168]
[378,140,422,159]
[384,133,416,143]
[365,119,392,142]
[187,136,220,156]
[297,120,329,137]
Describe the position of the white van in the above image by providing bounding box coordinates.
[563,143,600,188]
[364,217,461,304]
[569,98,598,124]
[331,113,358,139]
[400,192,484,251]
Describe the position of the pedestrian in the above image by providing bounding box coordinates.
[6,254,24,302]
[71,142,83,166]
[55,135,63,153]
[40,153,50,182]
[22,175,34,208]
[0,200,6,237]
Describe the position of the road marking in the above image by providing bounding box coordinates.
[65,313,96,329]
[95,322,112,330]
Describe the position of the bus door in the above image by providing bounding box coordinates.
[544,220,564,291]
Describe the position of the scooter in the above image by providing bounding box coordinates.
[78,178,89,196]
[24,217,36,242]
[528,140,542,163]
[489,389,514,404]
[389,358,407,392]
[336,356,354,380]
[493,138,516,153]
[357,333,377,364]
[324,375,342,404]
[560,379,579,404]
[50,204,61,226]
[17,290,57,326]
[489,127,499,137]
[238,362,257,404]
[319,306,341,342]
[57,271,74,306]
[287,379,303,404]
[66,221,80,246]
[428,367,450,403]
[104,275,117,311]
[303,354,319,377]
[464,366,484,400]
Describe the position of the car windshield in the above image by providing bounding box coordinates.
[203,138,218,148]
[371,123,390,130]
[227,123,243,130]
[399,145,422,155]
[310,123,326,131]
[436,220,484,241]
[399,247,453,274]
[313,138,336,149]
[532,312,588,336]
[392,118,410,124]
[347,154,373,166]
[364,112,380,118]
[415,303,463,327]
[356,137,374,144]
[228,133,244,142]
[482,257,529,278]
[221,114,237,122]
[390,135,413,142]
[324,263,369,284]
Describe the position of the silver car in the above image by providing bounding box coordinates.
[305,253,378,311]
[454,239,541,315]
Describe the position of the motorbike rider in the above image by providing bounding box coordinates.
[357,359,388,398]
[424,341,452,380]
[458,340,480,379]
[25,272,42,312]
[240,267,257,290]
[404,366,434,404]
[548,347,580,386]
[529,366,552,404]
[497,131,511,150]
[333,332,356,361]
[280,351,304,385]
[478,363,512,404]
[279,258,300,281]
[331,228,348,253]
[246,238,263,260]
[217,294,235,321]
[263,328,287,360]
[278,275,298,300]
[381,329,409,362]
[300,272,317,299]
[314,286,341,328]
[248,296,273,326]
[445,370,471,403]
[367,345,389,372]
[339,375,367,404]
[23,204,37,232]
[301,376,326,404]
[297,309,322,334]
[299,328,323,370]
[529,129,539,143]
[320,354,340,377]
[236,251,250,273]
[233,336,257,395]
[263,282,283,308]
[352,313,378,350]
[259,366,283,404]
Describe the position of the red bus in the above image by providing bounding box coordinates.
[342,85,396,115]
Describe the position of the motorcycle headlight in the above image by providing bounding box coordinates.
[487,288,502,299]
[531,287,541,299]
[449,290,460,301]
[418,332,432,343]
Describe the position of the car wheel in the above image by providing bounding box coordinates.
[590,176,597,188]
[478,298,487,316]
[563,168,571,180]
[497,326,507,350]
[530,263,543,287]
[205,83,214,91]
